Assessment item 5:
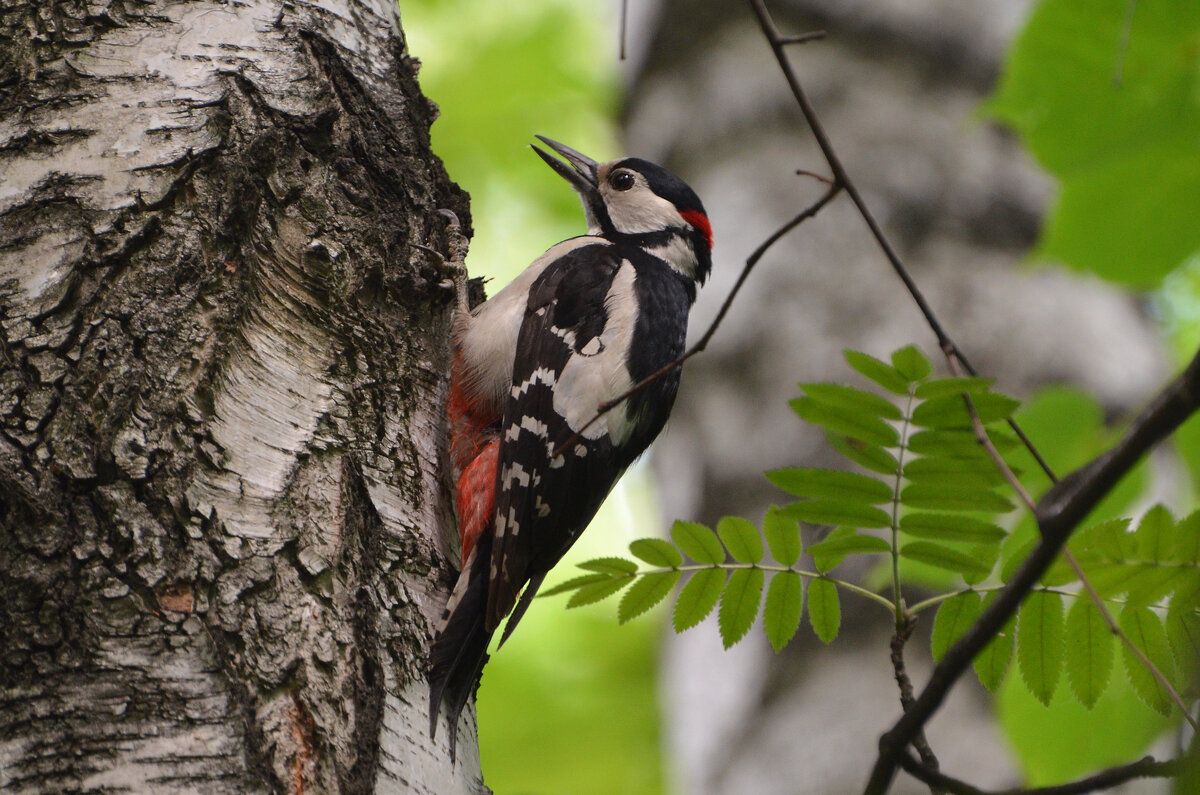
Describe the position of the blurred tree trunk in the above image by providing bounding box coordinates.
[0,1,483,791]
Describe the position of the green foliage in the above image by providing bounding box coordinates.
[975,592,1016,692]
[764,571,804,652]
[931,592,983,662]
[1119,604,1176,715]
[1064,598,1113,709]
[1018,590,1066,706]
[807,577,842,644]
[985,0,1200,287]
[719,568,764,648]
[673,568,725,633]
[544,346,1200,736]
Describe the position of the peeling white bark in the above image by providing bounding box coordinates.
[1,0,478,791]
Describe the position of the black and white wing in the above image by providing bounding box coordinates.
[484,242,635,636]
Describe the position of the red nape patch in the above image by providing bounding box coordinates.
[680,209,713,249]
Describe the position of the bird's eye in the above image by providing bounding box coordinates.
[609,170,635,191]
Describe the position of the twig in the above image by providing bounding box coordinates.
[779,30,827,46]
[550,183,842,459]
[943,354,1200,732]
[1113,0,1138,86]
[619,0,628,60]
[866,346,1200,794]
[890,619,944,795]
[749,0,1061,486]
[897,751,1177,795]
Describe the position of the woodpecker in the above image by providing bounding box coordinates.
[429,137,713,757]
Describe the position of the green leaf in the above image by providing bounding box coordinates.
[671,521,725,565]
[1017,590,1065,706]
[908,428,1019,459]
[902,455,1006,486]
[1172,510,1200,564]
[717,516,764,564]
[765,467,893,503]
[900,483,1014,514]
[890,344,932,381]
[799,382,903,420]
[618,570,681,624]
[1135,504,1176,562]
[900,541,992,579]
[763,571,804,652]
[1071,518,1134,562]
[807,577,841,644]
[963,543,1000,587]
[910,392,1021,429]
[719,567,764,648]
[975,592,1015,691]
[809,530,890,573]
[1064,598,1114,709]
[899,513,1007,544]
[1126,565,1192,608]
[1084,563,1152,599]
[540,572,613,597]
[789,397,901,447]
[913,376,995,399]
[1000,537,1037,583]
[985,0,1200,286]
[844,349,910,394]
[576,557,639,575]
[1118,604,1176,715]
[826,433,900,476]
[785,500,892,529]
[931,591,983,661]
[673,568,726,632]
[763,506,802,566]
[628,538,684,568]
[566,574,634,608]
[1166,595,1200,681]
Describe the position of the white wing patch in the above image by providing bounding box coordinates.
[551,260,639,445]
[458,236,608,415]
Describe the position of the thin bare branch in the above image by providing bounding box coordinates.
[779,30,827,45]
[890,620,944,795]
[897,751,1177,795]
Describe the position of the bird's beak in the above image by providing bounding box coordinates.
[531,136,599,197]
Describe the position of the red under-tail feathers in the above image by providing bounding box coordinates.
[430,346,501,759]
[445,348,500,567]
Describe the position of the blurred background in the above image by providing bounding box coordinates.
[404,0,1200,792]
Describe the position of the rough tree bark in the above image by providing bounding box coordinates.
[0,1,482,791]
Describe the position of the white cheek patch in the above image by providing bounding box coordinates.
[604,185,688,236]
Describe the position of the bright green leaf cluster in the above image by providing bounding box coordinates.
[545,510,833,652]
[777,346,1019,587]
[946,506,1200,708]
[543,345,1200,723]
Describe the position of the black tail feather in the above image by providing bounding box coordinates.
[428,541,494,760]
[496,573,546,649]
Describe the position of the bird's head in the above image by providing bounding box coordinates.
[532,136,713,286]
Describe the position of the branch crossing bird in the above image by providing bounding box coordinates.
[428,137,713,759]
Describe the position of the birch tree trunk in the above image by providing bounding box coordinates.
[0,1,482,791]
